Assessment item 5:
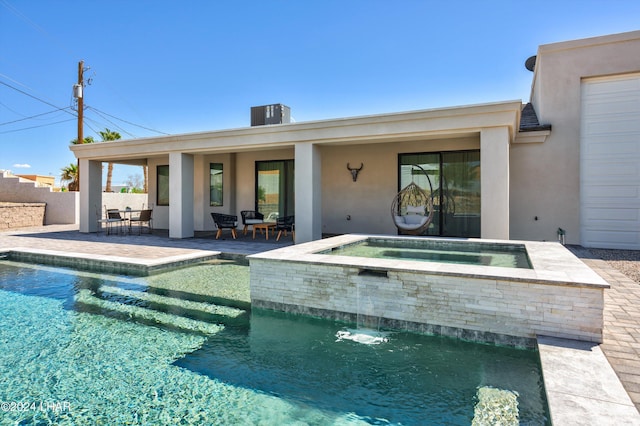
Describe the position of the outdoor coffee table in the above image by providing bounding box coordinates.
[253,222,276,240]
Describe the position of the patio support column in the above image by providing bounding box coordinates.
[169,152,194,239]
[480,127,510,239]
[79,159,102,233]
[295,142,322,243]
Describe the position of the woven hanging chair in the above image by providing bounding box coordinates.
[391,165,435,235]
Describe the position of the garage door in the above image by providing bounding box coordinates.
[581,73,640,249]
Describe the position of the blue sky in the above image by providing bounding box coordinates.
[1,0,639,187]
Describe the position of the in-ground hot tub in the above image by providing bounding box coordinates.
[324,237,533,269]
[249,235,608,347]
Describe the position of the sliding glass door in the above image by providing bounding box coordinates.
[399,150,480,237]
[399,153,440,236]
[256,160,294,221]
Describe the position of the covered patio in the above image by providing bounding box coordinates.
[71,101,522,243]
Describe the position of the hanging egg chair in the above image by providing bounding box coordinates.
[391,164,435,235]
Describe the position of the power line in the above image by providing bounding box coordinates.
[0,118,76,134]
[0,2,169,140]
[0,100,30,117]
[85,108,136,138]
[0,106,74,126]
[86,106,170,135]
[0,78,90,137]
[0,80,76,117]
[82,116,100,136]
[0,76,169,138]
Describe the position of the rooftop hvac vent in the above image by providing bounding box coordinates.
[251,104,291,126]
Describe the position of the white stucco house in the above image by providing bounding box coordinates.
[71,30,640,249]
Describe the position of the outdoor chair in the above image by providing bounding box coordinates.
[96,205,114,235]
[275,215,295,241]
[391,165,435,235]
[106,208,128,235]
[129,209,153,235]
[240,210,264,235]
[211,212,238,239]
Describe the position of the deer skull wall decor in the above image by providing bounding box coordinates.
[346,163,363,182]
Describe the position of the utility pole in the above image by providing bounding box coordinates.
[77,60,84,144]
[73,60,85,191]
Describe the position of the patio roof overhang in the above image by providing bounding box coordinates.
[69,100,522,163]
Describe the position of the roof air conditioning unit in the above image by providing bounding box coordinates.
[251,104,291,126]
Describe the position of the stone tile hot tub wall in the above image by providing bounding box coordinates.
[249,235,609,347]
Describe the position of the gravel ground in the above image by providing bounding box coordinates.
[588,248,640,285]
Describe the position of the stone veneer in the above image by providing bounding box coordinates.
[249,235,608,347]
[0,202,45,229]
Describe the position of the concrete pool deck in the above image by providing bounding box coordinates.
[1,225,639,423]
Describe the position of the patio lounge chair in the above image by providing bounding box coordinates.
[129,209,153,235]
[240,210,264,235]
[275,215,295,241]
[211,212,238,239]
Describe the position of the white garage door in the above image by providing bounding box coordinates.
[581,73,640,249]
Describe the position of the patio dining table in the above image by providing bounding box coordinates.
[119,209,143,220]
[111,209,143,235]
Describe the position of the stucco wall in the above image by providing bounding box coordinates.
[192,153,237,231]
[0,171,78,224]
[147,157,168,229]
[321,136,479,235]
[0,171,148,226]
[510,31,640,244]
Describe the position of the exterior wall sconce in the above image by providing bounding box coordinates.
[346,163,363,182]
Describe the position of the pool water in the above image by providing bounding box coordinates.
[0,260,549,425]
[326,239,532,269]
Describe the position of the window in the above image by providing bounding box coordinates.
[399,150,480,237]
[209,163,223,206]
[157,165,169,206]
[255,160,294,221]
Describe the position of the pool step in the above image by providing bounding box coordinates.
[95,285,250,329]
[75,289,226,335]
[145,285,251,311]
[100,285,245,318]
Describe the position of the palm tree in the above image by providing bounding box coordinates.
[70,136,95,144]
[60,163,78,191]
[98,129,121,192]
[67,137,94,191]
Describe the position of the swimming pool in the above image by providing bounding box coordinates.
[0,259,549,425]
